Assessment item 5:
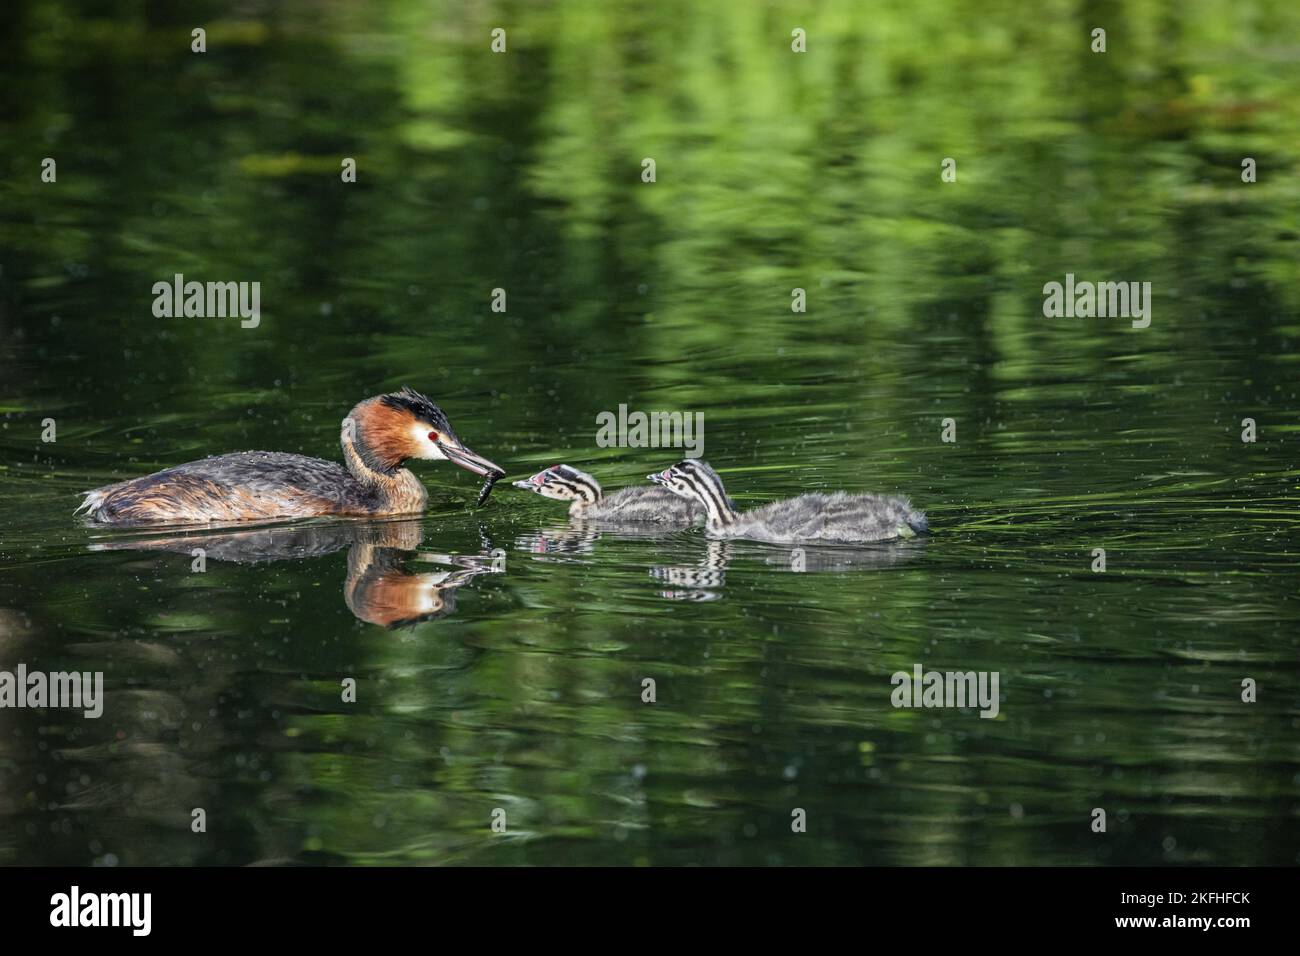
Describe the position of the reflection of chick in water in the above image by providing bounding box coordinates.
[513,523,600,558]
[651,537,927,600]
[515,517,706,560]
[651,539,731,601]
[89,518,500,628]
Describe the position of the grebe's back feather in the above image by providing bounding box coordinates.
[78,452,370,525]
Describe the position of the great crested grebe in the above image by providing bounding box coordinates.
[76,387,505,525]
[648,459,927,544]
[512,463,704,524]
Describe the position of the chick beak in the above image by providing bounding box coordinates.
[647,470,670,485]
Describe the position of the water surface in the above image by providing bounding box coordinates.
[1,0,1298,865]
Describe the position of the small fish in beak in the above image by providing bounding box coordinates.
[476,472,501,507]
[434,441,504,507]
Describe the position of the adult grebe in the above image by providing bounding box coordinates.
[76,387,505,525]
[647,458,927,543]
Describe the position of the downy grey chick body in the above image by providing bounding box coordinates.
[648,459,926,544]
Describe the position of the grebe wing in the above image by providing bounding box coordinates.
[161,452,352,490]
[78,452,359,524]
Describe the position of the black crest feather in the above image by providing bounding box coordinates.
[380,386,453,434]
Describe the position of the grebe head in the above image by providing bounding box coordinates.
[647,458,738,528]
[344,386,504,479]
[512,464,602,504]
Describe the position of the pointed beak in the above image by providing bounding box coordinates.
[439,441,505,479]
[647,470,670,485]
[512,469,549,491]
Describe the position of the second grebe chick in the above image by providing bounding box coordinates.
[76,387,505,525]
[647,459,927,544]
[512,464,704,525]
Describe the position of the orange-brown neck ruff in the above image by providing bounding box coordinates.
[338,403,429,515]
[348,400,420,476]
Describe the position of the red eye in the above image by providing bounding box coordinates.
[662,470,673,480]
[428,431,440,442]
[532,473,545,485]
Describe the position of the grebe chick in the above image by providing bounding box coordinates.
[512,464,704,525]
[647,459,927,544]
[76,387,505,525]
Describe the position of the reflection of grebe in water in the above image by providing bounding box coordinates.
[89,519,501,628]
[344,531,499,627]
[77,388,504,525]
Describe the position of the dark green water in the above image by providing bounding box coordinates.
[1,1,1298,865]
